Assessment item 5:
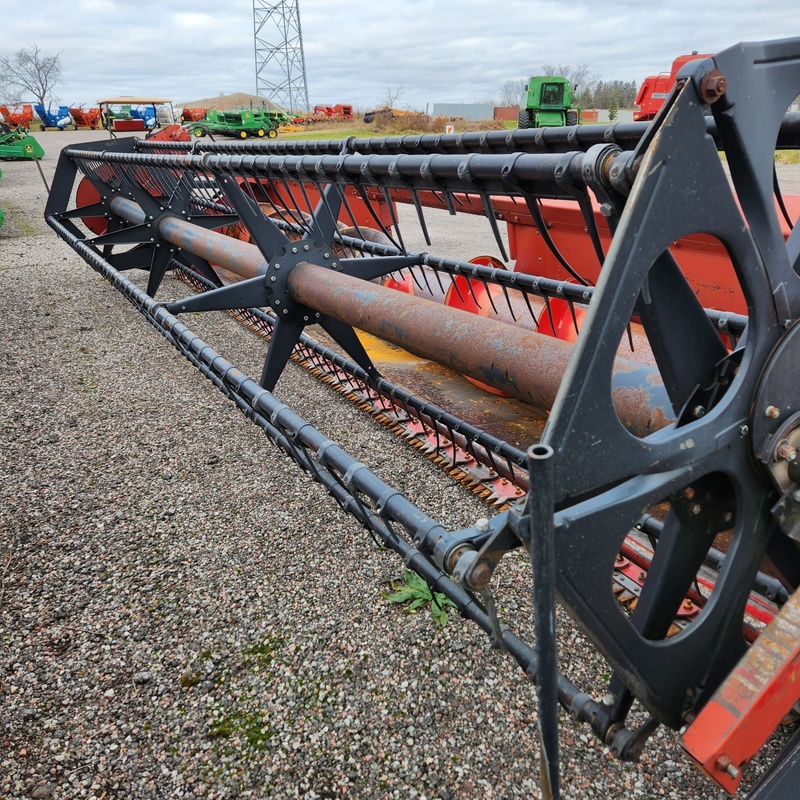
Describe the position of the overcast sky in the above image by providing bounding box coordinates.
[3,0,800,110]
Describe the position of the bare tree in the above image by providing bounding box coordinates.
[0,45,62,106]
[499,79,527,107]
[377,86,405,110]
[540,63,596,95]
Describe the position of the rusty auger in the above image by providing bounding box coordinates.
[45,37,800,799]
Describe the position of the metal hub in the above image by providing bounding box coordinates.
[263,238,336,323]
[752,323,800,539]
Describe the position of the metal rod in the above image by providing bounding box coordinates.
[527,443,559,800]
[105,193,673,436]
[288,263,672,435]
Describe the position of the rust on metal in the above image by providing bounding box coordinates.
[108,194,674,436]
[700,69,728,104]
[290,262,673,436]
[680,586,800,793]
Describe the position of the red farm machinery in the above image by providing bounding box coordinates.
[0,103,34,129]
[45,38,800,799]
[68,106,102,130]
[634,52,713,121]
[312,104,354,121]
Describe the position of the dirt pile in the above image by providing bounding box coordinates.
[177,92,283,111]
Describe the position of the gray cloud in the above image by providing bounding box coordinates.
[3,0,799,110]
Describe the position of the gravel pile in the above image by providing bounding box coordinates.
[0,130,794,799]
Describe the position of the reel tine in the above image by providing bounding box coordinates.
[409,188,433,246]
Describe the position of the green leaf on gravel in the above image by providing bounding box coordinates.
[384,570,457,627]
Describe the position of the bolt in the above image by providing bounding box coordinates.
[468,561,493,590]
[715,755,740,780]
[270,276,276,282]
[776,440,798,462]
[793,489,800,503]
[739,424,749,437]
[303,244,310,251]
[682,486,696,500]
[722,511,733,523]
[683,599,694,610]
[599,202,614,217]
[689,503,702,516]
[475,517,491,533]
[700,70,727,104]
[693,405,706,418]
[601,693,615,707]
[292,247,298,253]
[274,263,280,269]
[765,405,781,419]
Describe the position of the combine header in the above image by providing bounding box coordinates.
[44,37,800,798]
[0,123,44,160]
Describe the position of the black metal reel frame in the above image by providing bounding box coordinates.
[44,210,630,760]
[507,37,800,732]
[45,116,676,757]
[42,36,800,795]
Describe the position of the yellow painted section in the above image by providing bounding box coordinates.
[355,329,423,365]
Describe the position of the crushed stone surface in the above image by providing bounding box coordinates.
[0,130,796,799]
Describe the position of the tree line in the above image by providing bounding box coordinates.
[498,65,640,110]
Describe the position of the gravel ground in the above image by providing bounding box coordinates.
[0,130,797,799]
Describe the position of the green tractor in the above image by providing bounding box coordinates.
[517,76,580,128]
[192,108,279,139]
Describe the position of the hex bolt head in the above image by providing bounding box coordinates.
[474,517,491,533]
[700,70,727,103]
[765,405,781,419]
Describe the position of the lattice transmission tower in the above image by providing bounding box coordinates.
[253,0,310,112]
